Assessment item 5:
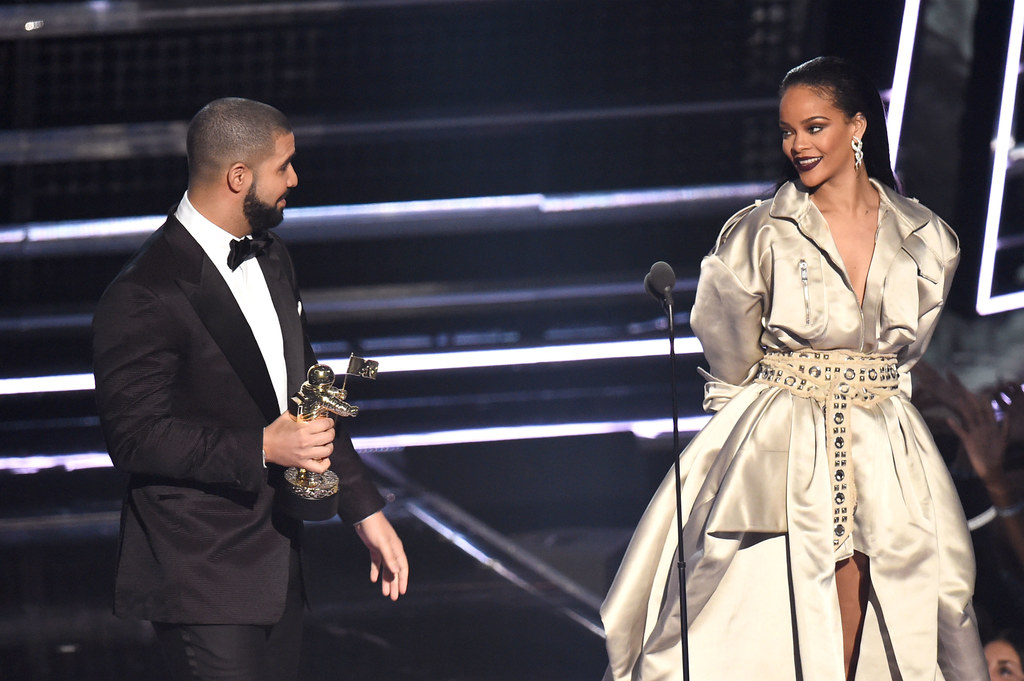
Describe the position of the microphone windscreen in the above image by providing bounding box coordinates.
[648,261,676,292]
[644,272,658,300]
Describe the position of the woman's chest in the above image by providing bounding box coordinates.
[758,229,924,351]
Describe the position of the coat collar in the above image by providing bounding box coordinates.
[768,179,932,243]
[162,215,283,423]
[767,179,934,291]
[767,180,937,348]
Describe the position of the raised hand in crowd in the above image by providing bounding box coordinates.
[943,372,1024,572]
[945,372,1012,488]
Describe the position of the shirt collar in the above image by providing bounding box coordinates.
[175,191,245,275]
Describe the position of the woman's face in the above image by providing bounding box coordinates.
[778,84,865,189]
[987,640,1024,681]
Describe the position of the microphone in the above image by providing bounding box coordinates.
[644,260,676,306]
[642,258,689,680]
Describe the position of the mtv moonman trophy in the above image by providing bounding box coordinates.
[277,355,379,521]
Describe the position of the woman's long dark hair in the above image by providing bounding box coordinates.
[779,56,898,191]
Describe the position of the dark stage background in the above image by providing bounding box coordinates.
[1,1,1022,679]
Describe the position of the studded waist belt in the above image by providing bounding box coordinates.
[755,350,900,551]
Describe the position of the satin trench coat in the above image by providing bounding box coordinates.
[601,180,987,680]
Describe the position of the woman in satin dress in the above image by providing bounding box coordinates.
[601,57,988,680]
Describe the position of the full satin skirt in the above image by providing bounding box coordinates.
[600,383,986,681]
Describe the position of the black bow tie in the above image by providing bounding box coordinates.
[227,234,272,271]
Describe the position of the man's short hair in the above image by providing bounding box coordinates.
[186,98,291,182]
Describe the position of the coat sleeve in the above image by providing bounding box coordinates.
[897,215,960,379]
[329,431,386,524]
[690,206,769,395]
[275,238,387,523]
[92,277,267,494]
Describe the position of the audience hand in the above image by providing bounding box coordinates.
[945,371,1010,486]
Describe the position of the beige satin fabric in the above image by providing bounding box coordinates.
[756,350,900,556]
[601,181,987,680]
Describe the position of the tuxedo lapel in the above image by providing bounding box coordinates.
[164,218,281,423]
[259,241,308,394]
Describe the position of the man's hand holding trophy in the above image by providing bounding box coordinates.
[276,355,379,521]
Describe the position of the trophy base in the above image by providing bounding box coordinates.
[277,468,340,521]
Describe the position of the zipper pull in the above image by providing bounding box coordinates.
[799,259,810,324]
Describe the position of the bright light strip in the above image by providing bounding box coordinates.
[0,415,711,474]
[0,372,96,395]
[967,506,996,531]
[326,337,702,374]
[0,183,766,246]
[0,214,165,245]
[289,194,541,221]
[0,452,113,474]
[887,0,923,169]
[0,337,703,396]
[976,0,1024,316]
[538,184,769,213]
[352,416,711,449]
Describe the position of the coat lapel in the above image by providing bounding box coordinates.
[860,181,934,347]
[769,181,850,278]
[863,180,933,289]
[768,181,936,351]
[164,218,281,423]
[259,239,309,394]
[769,180,933,289]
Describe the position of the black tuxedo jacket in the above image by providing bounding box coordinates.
[92,214,384,625]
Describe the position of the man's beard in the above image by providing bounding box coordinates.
[243,182,285,235]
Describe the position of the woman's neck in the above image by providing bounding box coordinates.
[808,172,878,216]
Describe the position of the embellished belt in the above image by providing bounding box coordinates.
[755,350,900,550]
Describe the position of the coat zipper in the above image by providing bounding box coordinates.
[799,259,810,324]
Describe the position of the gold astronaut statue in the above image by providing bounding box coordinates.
[277,356,378,521]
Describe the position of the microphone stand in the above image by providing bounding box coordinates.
[664,296,690,681]
[646,261,689,681]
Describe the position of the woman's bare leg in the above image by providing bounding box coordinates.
[835,551,870,680]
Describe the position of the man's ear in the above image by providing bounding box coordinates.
[227,162,249,195]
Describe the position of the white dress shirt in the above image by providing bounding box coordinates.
[176,192,288,415]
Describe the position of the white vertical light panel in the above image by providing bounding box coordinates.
[887,0,924,169]
[977,0,1024,315]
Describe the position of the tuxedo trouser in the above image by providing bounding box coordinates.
[153,548,304,681]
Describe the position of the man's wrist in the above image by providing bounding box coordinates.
[353,510,383,526]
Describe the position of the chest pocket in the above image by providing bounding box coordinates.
[767,250,829,342]
[902,233,941,283]
[902,232,945,315]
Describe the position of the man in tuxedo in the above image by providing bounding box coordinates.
[92,97,408,681]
